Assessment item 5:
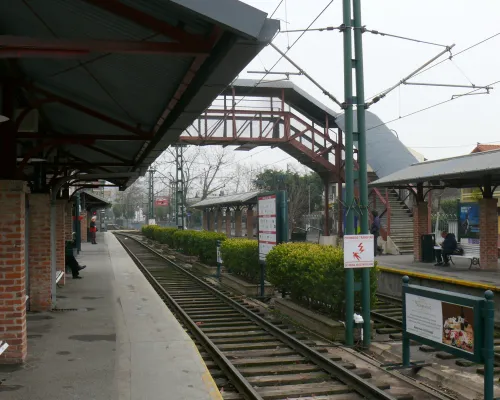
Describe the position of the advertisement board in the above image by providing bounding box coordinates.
[457,202,480,240]
[403,283,484,362]
[405,294,474,354]
[155,197,169,207]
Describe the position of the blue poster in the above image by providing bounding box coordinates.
[458,202,479,240]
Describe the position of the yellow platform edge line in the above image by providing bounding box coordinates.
[378,265,500,292]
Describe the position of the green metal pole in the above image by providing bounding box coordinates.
[484,290,494,400]
[402,276,410,367]
[216,240,221,279]
[342,0,355,346]
[353,0,371,347]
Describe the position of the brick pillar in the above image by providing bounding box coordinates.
[0,181,28,364]
[56,200,66,286]
[246,208,254,238]
[65,202,73,241]
[413,202,429,262]
[217,209,223,233]
[202,209,208,231]
[28,193,52,311]
[235,209,242,237]
[479,198,498,269]
[208,210,214,231]
[80,212,87,243]
[225,208,231,237]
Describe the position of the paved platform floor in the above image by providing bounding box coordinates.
[376,254,500,287]
[0,233,221,400]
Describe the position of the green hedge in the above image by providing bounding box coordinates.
[141,226,226,266]
[221,239,259,283]
[266,242,378,318]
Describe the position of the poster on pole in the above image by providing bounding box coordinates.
[343,234,374,268]
[258,194,277,262]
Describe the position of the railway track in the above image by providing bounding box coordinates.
[116,233,451,400]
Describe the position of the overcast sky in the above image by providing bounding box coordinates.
[219,0,500,168]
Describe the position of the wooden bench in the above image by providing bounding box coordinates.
[450,242,480,269]
[0,340,9,356]
[56,270,65,287]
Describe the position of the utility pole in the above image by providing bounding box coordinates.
[147,168,155,224]
[353,0,371,347]
[342,0,371,347]
[175,145,186,229]
[342,0,355,347]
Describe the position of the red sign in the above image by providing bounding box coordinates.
[155,197,169,207]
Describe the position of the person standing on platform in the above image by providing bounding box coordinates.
[370,210,381,257]
[90,216,98,245]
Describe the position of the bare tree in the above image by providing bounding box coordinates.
[195,147,235,199]
[231,163,262,194]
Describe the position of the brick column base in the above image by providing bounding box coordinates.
[479,198,498,269]
[208,211,214,231]
[225,209,231,237]
[235,210,242,237]
[413,202,429,262]
[56,200,66,286]
[0,181,28,364]
[246,208,254,239]
[202,210,208,231]
[217,209,223,233]
[80,212,87,243]
[29,193,52,311]
[65,202,73,241]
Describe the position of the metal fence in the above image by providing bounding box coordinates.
[431,214,458,237]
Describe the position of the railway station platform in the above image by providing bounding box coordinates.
[0,233,221,400]
[376,254,500,320]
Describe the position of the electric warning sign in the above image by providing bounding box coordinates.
[344,235,375,268]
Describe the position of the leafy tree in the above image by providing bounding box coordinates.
[440,199,459,217]
[254,168,324,228]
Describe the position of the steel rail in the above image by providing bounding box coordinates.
[115,235,264,400]
[117,233,398,400]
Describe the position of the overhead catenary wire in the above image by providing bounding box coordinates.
[366,31,500,103]
[231,0,336,109]
[281,25,449,49]
[366,78,500,132]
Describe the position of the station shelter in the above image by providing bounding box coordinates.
[0,0,278,364]
[192,191,260,238]
[370,149,500,269]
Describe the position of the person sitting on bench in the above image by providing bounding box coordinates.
[66,254,86,279]
[435,231,457,267]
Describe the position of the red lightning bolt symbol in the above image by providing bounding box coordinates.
[358,243,364,253]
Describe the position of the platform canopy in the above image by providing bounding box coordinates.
[0,0,279,189]
[370,149,500,189]
[192,191,260,209]
[80,189,110,211]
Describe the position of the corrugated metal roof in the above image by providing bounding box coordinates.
[192,191,260,209]
[3,0,278,188]
[370,149,500,188]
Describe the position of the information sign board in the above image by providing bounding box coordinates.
[344,234,375,268]
[258,194,278,262]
